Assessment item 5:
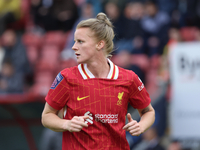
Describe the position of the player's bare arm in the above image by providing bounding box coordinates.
[123,104,155,136]
[137,104,155,133]
[42,102,89,132]
[141,106,150,115]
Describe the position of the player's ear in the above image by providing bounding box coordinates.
[96,40,105,50]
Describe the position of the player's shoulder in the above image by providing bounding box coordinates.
[117,66,137,81]
[60,65,79,78]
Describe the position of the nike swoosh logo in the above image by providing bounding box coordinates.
[77,96,90,101]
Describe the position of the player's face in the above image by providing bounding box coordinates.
[72,28,98,64]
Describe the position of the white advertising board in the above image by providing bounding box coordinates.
[169,42,200,143]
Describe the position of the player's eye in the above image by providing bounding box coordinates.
[78,40,83,44]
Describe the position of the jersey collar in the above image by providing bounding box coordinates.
[78,59,119,79]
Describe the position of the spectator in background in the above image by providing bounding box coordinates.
[63,2,95,51]
[157,27,182,86]
[0,0,22,35]
[1,29,30,73]
[102,0,126,13]
[86,0,102,16]
[141,0,170,57]
[61,2,95,61]
[0,59,24,94]
[103,1,123,43]
[30,0,53,32]
[155,0,178,16]
[30,0,79,32]
[116,1,145,51]
[51,0,79,32]
[1,29,32,91]
[111,2,148,84]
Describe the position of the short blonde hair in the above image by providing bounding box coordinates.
[76,12,115,57]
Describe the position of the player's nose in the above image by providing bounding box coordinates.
[72,42,78,51]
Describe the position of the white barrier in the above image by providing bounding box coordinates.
[169,42,200,148]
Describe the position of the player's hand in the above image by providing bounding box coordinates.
[66,116,89,132]
[123,113,142,136]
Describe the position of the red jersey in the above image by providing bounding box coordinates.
[45,59,151,150]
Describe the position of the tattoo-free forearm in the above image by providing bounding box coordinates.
[42,112,70,132]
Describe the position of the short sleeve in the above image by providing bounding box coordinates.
[45,72,69,110]
[129,73,151,109]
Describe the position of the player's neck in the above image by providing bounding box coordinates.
[86,57,110,78]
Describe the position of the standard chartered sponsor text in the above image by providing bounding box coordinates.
[95,114,118,123]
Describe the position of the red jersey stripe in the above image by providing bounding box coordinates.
[111,65,116,79]
[81,64,90,79]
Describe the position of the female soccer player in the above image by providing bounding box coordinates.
[41,12,155,150]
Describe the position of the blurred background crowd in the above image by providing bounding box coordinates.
[0,0,200,150]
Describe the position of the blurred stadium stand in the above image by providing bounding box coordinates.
[0,0,200,150]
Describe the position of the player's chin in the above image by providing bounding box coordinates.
[77,59,83,64]
[76,57,80,63]
[77,58,86,64]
